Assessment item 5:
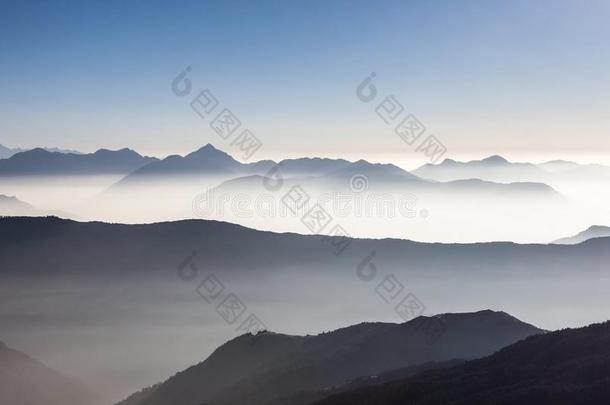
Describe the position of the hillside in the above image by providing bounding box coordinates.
[0,340,100,405]
[314,320,610,405]
[116,310,543,405]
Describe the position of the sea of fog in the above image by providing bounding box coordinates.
[1,263,609,404]
[1,174,609,403]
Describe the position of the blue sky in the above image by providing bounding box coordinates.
[1,0,609,166]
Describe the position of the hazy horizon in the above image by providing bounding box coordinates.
[1,1,609,405]
[2,0,610,166]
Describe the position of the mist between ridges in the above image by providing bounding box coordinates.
[192,189,426,219]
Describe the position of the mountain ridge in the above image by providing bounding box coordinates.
[1,216,609,276]
[0,144,83,159]
[115,310,543,405]
[414,155,610,183]
[314,320,610,405]
[0,147,157,176]
[0,339,101,405]
[553,225,610,245]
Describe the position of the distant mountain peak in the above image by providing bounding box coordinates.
[481,155,509,164]
[194,143,221,153]
[186,144,233,159]
[40,147,83,155]
[553,225,610,245]
[109,144,241,183]
[94,148,141,156]
[346,159,400,171]
[418,309,516,323]
[201,143,219,151]
[587,225,610,232]
[23,147,50,155]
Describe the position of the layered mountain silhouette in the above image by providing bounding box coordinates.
[208,158,428,195]
[0,195,70,218]
[0,144,25,159]
[110,144,274,187]
[275,157,352,177]
[212,171,558,200]
[314,320,610,405]
[0,148,157,176]
[108,145,557,197]
[538,159,582,172]
[0,195,37,216]
[318,159,423,186]
[119,144,247,177]
[136,146,557,198]
[0,339,100,405]
[3,144,607,188]
[115,310,543,405]
[553,225,610,245]
[539,159,610,180]
[1,216,609,276]
[112,144,365,185]
[0,144,82,159]
[413,155,610,183]
[414,155,550,183]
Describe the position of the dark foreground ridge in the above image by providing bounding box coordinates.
[1,216,609,276]
[314,320,610,405]
[116,310,542,405]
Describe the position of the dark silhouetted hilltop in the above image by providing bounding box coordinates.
[314,320,610,405]
[116,310,542,405]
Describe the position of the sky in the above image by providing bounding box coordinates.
[1,0,610,168]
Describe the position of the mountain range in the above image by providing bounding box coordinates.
[0,143,82,159]
[413,155,610,183]
[315,320,610,405]
[0,339,100,405]
[115,310,543,405]
[0,144,591,209]
[3,143,608,187]
[0,194,70,218]
[1,216,609,276]
[1,215,607,404]
[106,144,559,200]
[0,144,604,243]
[114,144,265,179]
[0,195,37,216]
[112,145,366,185]
[0,147,157,176]
[553,225,610,245]
[108,145,402,189]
